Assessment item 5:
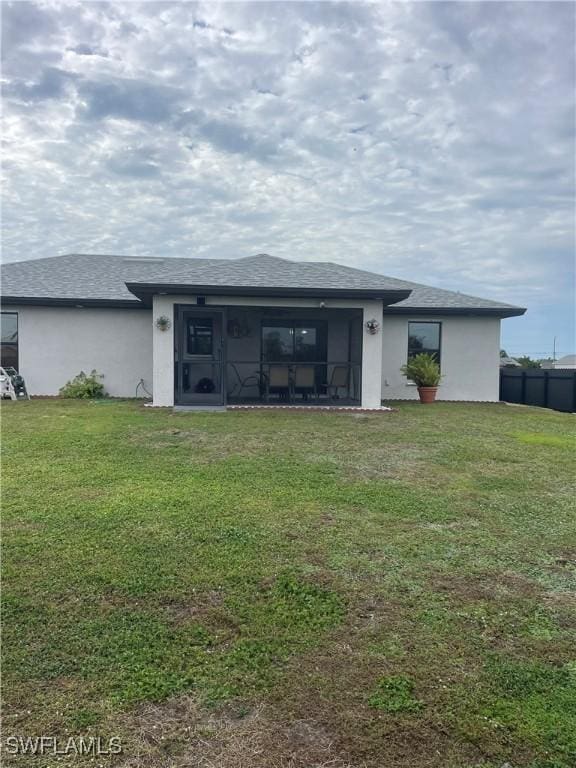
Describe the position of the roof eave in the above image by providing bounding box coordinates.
[1,295,144,309]
[125,282,412,306]
[383,306,526,318]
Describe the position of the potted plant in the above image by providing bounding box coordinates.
[401,353,442,404]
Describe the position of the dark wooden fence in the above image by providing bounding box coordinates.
[500,368,576,413]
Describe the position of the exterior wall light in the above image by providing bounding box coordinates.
[365,318,380,335]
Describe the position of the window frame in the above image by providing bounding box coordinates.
[0,312,18,370]
[407,320,442,367]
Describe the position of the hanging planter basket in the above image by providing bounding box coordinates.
[155,315,171,332]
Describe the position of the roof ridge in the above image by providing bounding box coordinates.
[234,253,287,262]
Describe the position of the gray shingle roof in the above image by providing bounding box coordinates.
[0,252,525,316]
[0,253,220,304]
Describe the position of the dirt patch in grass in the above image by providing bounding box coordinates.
[157,590,225,622]
[549,548,576,570]
[114,696,357,768]
[298,440,437,485]
[421,519,480,531]
[109,686,468,768]
[156,592,243,641]
[428,571,542,602]
[542,591,576,611]
[336,445,431,482]
[1,520,45,533]
[264,640,482,768]
[128,427,269,462]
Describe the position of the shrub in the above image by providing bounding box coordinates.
[401,353,442,388]
[59,370,107,399]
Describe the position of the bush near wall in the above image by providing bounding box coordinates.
[59,370,107,399]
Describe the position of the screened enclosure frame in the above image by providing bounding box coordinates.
[173,305,363,407]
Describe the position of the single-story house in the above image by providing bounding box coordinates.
[552,354,576,370]
[0,253,525,408]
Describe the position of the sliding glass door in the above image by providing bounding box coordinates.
[261,321,328,400]
[261,322,327,363]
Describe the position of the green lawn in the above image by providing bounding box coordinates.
[2,400,575,767]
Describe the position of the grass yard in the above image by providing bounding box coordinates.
[1,399,575,768]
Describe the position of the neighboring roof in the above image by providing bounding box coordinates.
[0,252,526,316]
[555,354,576,367]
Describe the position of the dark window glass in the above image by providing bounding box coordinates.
[1,313,18,343]
[294,327,317,361]
[262,324,327,363]
[408,322,441,363]
[262,326,293,361]
[1,313,18,369]
[0,345,18,369]
[186,318,213,356]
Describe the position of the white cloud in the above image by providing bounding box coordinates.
[1,0,574,354]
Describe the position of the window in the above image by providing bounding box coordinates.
[186,317,213,355]
[408,321,441,364]
[1,313,18,369]
[262,326,293,361]
[261,323,326,362]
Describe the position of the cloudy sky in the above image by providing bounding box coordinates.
[1,1,574,357]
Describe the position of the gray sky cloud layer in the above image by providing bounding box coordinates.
[1,1,574,356]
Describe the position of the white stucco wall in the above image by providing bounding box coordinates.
[152,295,176,407]
[8,305,152,397]
[381,315,501,401]
[361,300,384,408]
[8,302,502,405]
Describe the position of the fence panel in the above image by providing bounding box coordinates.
[500,368,576,413]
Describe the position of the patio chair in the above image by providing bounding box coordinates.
[293,365,316,401]
[326,365,349,400]
[227,362,261,400]
[266,365,291,402]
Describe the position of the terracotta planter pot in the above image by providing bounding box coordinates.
[418,386,438,404]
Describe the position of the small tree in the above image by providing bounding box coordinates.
[516,356,541,369]
[60,370,107,399]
